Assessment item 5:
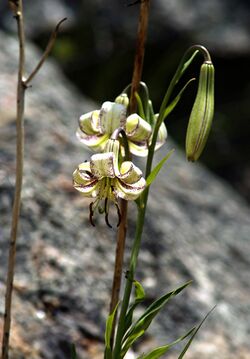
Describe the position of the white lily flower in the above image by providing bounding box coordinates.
[76,101,127,152]
[73,139,146,227]
[77,99,153,156]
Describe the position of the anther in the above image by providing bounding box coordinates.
[104,198,112,228]
[116,203,122,227]
[89,202,95,227]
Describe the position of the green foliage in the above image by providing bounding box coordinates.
[104,302,120,359]
[146,150,174,187]
[136,327,195,359]
[177,306,216,358]
[125,280,146,336]
[120,281,192,358]
[162,79,195,121]
[71,344,77,359]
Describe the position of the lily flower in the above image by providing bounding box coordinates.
[73,139,146,227]
[76,99,157,156]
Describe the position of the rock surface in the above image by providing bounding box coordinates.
[0,31,250,359]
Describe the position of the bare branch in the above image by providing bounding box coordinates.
[24,17,67,86]
[2,1,26,358]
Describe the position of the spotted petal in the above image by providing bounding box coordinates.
[99,101,127,134]
[73,162,100,196]
[114,177,146,201]
[78,110,101,135]
[118,161,143,184]
[76,128,109,152]
[126,114,152,142]
[90,152,116,179]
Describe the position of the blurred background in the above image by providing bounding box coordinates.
[1,0,250,201]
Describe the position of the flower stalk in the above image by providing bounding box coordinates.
[2,3,65,357]
[112,0,151,355]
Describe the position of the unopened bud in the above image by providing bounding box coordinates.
[186,61,215,162]
[115,93,129,108]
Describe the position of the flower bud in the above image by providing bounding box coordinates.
[115,93,129,108]
[186,61,215,162]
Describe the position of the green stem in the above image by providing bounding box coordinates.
[112,44,211,358]
[113,201,146,358]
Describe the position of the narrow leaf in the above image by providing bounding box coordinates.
[134,280,146,302]
[71,344,77,359]
[148,100,156,126]
[123,281,192,347]
[137,327,195,359]
[178,50,199,83]
[178,306,216,359]
[125,280,146,333]
[135,92,146,120]
[104,302,120,354]
[121,329,145,358]
[138,82,150,120]
[163,78,195,121]
[146,150,174,187]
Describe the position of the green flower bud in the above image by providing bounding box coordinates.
[186,61,215,162]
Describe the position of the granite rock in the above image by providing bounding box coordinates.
[0,31,250,358]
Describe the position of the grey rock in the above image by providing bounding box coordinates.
[0,30,250,359]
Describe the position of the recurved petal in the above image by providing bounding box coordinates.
[154,121,168,150]
[113,176,146,201]
[126,114,152,142]
[78,110,101,135]
[73,164,100,196]
[76,128,109,151]
[118,161,143,184]
[128,140,149,157]
[90,152,116,179]
[75,161,92,181]
[99,101,127,134]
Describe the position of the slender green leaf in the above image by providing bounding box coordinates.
[135,92,146,120]
[146,150,174,187]
[178,306,216,359]
[137,327,195,359]
[163,78,195,121]
[177,50,199,84]
[104,302,120,358]
[122,281,192,357]
[121,329,145,358]
[148,100,156,126]
[134,280,146,301]
[71,344,77,359]
[138,82,150,120]
[125,280,146,334]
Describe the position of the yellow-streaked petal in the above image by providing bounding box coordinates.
[73,165,100,197]
[99,101,127,134]
[155,121,168,151]
[90,152,116,179]
[114,177,146,200]
[118,161,142,184]
[126,114,152,142]
[128,141,149,157]
[76,129,109,151]
[78,110,100,135]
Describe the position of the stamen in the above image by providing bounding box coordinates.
[115,203,122,227]
[89,202,95,227]
[104,198,112,228]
